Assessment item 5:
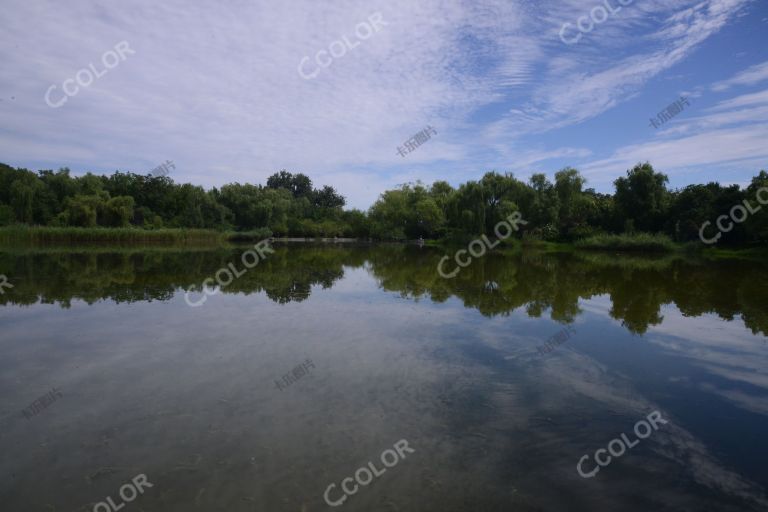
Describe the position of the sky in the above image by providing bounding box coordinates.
[1,0,767,209]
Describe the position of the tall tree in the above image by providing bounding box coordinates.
[614,163,670,233]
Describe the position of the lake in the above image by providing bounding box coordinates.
[0,244,767,511]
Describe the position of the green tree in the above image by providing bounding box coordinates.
[528,173,559,238]
[614,163,670,233]
[554,168,587,238]
[61,194,107,227]
[103,196,135,227]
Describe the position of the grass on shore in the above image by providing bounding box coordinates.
[574,233,677,252]
[0,225,272,246]
[3,226,765,260]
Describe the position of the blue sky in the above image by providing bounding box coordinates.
[1,0,767,209]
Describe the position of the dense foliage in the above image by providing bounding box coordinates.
[1,161,767,245]
[367,163,768,246]
[0,163,354,237]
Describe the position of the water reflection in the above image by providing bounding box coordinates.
[1,244,766,336]
[1,245,767,511]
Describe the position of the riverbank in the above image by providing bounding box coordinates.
[573,233,676,252]
[1,226,765,260]
[431,233,768,260]
[0,225,274,246]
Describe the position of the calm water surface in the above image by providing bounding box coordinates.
[0,244,767,511]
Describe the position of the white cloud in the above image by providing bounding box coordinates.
[0,0,758,208]
[579,85,768,186]
[711,60,768,91]
[487,0,750,137]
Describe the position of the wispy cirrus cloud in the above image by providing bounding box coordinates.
[581,85,768,185]
[0,0,760,207]
[488,0,751,137]
[711,60,768,91]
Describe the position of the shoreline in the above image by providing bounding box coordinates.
[1,226,766,259]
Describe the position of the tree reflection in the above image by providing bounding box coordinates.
[0,244,766,336]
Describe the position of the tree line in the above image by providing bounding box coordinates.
[366,163,767,246]
[0,164,353,237]
[1,161,766,245]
